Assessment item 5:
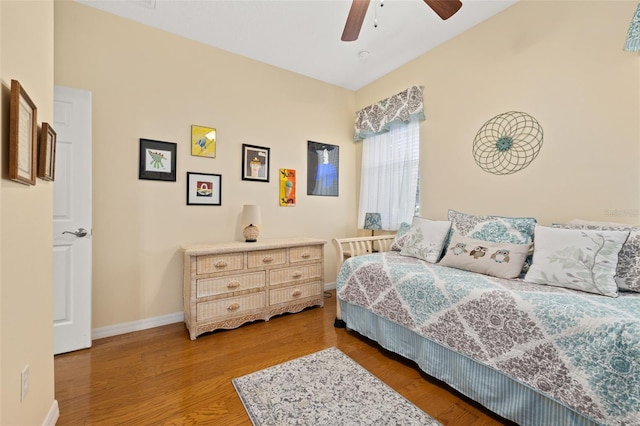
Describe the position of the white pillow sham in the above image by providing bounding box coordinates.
[400,217,451,263]
[524,225,629,297]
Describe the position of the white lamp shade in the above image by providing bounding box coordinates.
[242,204,262,225]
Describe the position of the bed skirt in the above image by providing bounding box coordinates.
[340,300,599,426]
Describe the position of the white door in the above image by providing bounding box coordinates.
[53,86,92,355]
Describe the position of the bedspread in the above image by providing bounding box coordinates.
[336,252,640,426]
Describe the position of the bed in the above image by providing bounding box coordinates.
[333,233,640,426]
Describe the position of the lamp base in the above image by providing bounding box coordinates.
[243,224,260,243]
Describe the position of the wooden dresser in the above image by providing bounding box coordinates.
[182,237,325,339]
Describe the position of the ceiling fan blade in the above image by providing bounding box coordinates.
[341,0,371,42]
[423,0,462,20]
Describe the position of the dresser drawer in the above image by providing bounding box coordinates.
[196,253,244,274]
[196,271,266,298]
[196,292,266,321]
[270,282,322,305]
[289,245,323,263]
[270,263,322,286]
[248,249,286,268]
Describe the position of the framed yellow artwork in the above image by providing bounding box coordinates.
[279,168,296,206]
[191,125,216,158]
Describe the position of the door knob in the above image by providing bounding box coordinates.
[63,228,88,238]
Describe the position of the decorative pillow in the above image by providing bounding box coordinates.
[399,217,452,263]
[524,225,630,297]
[390,222,412,251]
[439,234,532,279]
[446,209,537,275]
[447,209,537,245]
[553,222,640,293]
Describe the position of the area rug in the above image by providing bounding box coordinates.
[232,347,441,425]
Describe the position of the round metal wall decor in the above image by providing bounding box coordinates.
[472,111,543,175]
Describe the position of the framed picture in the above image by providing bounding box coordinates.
[191,125,216,158]
[187,172,221,206]
[307,141,339,196]
[9,79,38,185]
[279,168,296,206]
[139,139,177,181]
[38,122,57,181]
[242,144,270,182]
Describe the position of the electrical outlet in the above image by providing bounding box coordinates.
[21,365,30,402]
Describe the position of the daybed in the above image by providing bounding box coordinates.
[333,211,640,426]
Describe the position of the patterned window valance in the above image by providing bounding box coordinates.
[353,85,425,141]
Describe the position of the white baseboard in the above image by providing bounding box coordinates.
[43,400,59,426]
[92,311,184,340]
[91,282,337,340]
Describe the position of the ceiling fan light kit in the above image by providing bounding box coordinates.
[341,0,463,42]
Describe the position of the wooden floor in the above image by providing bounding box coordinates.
[55,291,514,425]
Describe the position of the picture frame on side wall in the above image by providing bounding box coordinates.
[38,122,57,181]
[242,144,270,182]
[139,139,177,181]
[191,125,216,158]
[9,79,38,185]
[187,172,221,206]
[307,141,339,196]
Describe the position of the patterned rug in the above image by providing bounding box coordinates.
[232,347,441,425]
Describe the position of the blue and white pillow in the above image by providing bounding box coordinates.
[390,222,412,251]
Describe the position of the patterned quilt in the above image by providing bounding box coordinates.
[336,252,640,426]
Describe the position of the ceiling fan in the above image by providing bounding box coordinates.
[341,0,463,42]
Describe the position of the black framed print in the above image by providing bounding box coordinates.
[139,139,177,181]
[307,141,339,196]
[187,172,221,206]
[242,144,270,182]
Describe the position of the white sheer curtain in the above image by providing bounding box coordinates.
[358,118,420,230]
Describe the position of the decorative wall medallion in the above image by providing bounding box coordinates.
[472,111,543,175]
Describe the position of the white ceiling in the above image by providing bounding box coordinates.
[77,0,518,90]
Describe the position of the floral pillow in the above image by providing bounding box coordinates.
[553,222,640,293]
[390,222,412,251]
[447,209,537,245]
[524,225,630,297]
[399,217,451,263]
[439,234,532,279]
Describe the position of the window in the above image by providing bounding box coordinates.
[358,118,420,230]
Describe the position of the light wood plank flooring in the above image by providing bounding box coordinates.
[55,291,514,425]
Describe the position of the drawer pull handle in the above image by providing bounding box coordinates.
[214,261,228,268]
[292,289,302,297]
[292,271,303,278]
[227,303,240,311]
[262,256,274,263]
[301,252,311,258]
[227,281,240,289]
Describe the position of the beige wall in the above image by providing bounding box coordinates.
[357,0,640,226]
[1,1,56,425]
[54,1,357,330]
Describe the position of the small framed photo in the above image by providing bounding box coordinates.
[191,125,216,158]
[139,139,177,181]
[187,172,221,206]
[242,144,270,182]
[307,141,339,196]
[38,122,57,181]
[9,79,38,185]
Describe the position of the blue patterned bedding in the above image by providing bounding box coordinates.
[336,252,640,426]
